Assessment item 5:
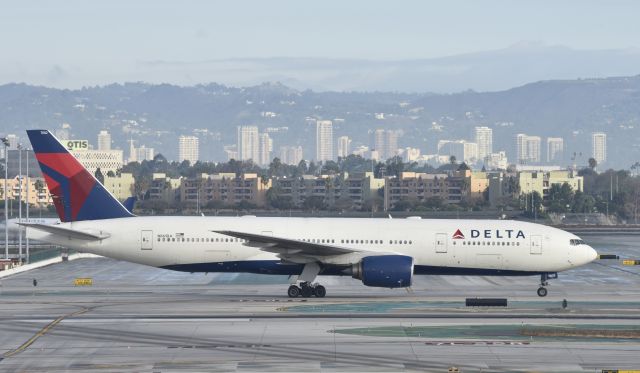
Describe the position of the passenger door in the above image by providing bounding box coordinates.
[530,235,542,255]
[141,230,153,250]
[435,233,447,253]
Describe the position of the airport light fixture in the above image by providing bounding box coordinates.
[17,144,22,264]
[1,137,8,260]
[25,147,30,264]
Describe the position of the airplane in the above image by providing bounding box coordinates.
[23,129,598,298]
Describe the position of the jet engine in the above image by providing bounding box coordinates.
[350,255,413,288]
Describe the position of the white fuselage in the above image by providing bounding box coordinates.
[26,216,597,276]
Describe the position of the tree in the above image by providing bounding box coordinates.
[449,155,457,165]
[94,168,104,184]
[588,157,598,170]
[302,196,325,211]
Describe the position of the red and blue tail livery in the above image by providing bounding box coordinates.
[26,130,134,222]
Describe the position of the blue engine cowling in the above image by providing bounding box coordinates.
[351,255,414,288]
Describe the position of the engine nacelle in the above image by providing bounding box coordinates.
[350,255,413,288]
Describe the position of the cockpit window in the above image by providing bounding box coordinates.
[570,239,586,246]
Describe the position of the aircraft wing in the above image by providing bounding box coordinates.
[212,230,359,257]
[20,223,110,240]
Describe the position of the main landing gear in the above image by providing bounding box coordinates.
[288,282,326,298]
[537,272,557,297]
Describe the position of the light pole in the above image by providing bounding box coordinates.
[1,138,9,260]
[26,147,30,264]
[18,144,22,264]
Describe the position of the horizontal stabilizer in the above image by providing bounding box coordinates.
[20,223,110,240]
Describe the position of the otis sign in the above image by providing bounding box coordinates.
[453,229,525,239]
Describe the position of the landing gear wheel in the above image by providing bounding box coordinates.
[300,285,313,298]
[314,285,326,298]
[537,287,548,297]
[288,285,300,298]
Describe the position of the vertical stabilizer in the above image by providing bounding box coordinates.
[26,129,134,222]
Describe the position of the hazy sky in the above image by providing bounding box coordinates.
[2,0,639,88]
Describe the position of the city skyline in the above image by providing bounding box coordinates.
[4,123,608,171]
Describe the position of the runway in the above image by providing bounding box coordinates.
[0,234,639,372]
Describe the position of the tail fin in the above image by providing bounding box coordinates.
[26,130,134,222]
[123,196,137,213]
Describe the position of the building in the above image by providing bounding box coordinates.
[546,137,564,163]
[516,134,541,164]
[97,130,111,151]
[149,173,182,203]
[592,132,607,164]
[402,147,421,162]
[258,133,273,166]
[374,129,385,157]
[373,129,401,160]
[0,176,53,206]
[438,140,478,164]
[384,130,400,160]
[128,139,155,163]
[337,136,351,158]
[384,171,471,210]
[237,126,260,162]
[271,172,384,210]
[102,173,135,200]
[178,135,199,165]
[71,149,124,175]
[316,120,334,162]
[485,151,508,170]
[179,173,271,208]
[134,146,155,162]
[279,146,303,165]
[475,126,493,160]
[518,170,583,200]
[463,142,479,164]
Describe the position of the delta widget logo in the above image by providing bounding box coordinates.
[452,229,465,239]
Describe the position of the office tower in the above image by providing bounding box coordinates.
[237,126,260,162]
[135,146,155,162]
[337,136,351,158]
[316,120,334,161]
[280,146,304,165]
[373,129,401,160]
[463,142,479,164]
[438,140,478,164]
[97,130,111,151]
[475,126,493,160]
[592,132,607,164]
[259,133,273,166]
[374,129,385,157]
[546,137,564,163]
[385,130,400,159]
[178,135,199,165]
[516,134,541,164]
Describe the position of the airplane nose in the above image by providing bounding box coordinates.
[583,245,598,264]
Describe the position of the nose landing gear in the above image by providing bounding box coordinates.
[537,272,557,297]
[287,282,326,298]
